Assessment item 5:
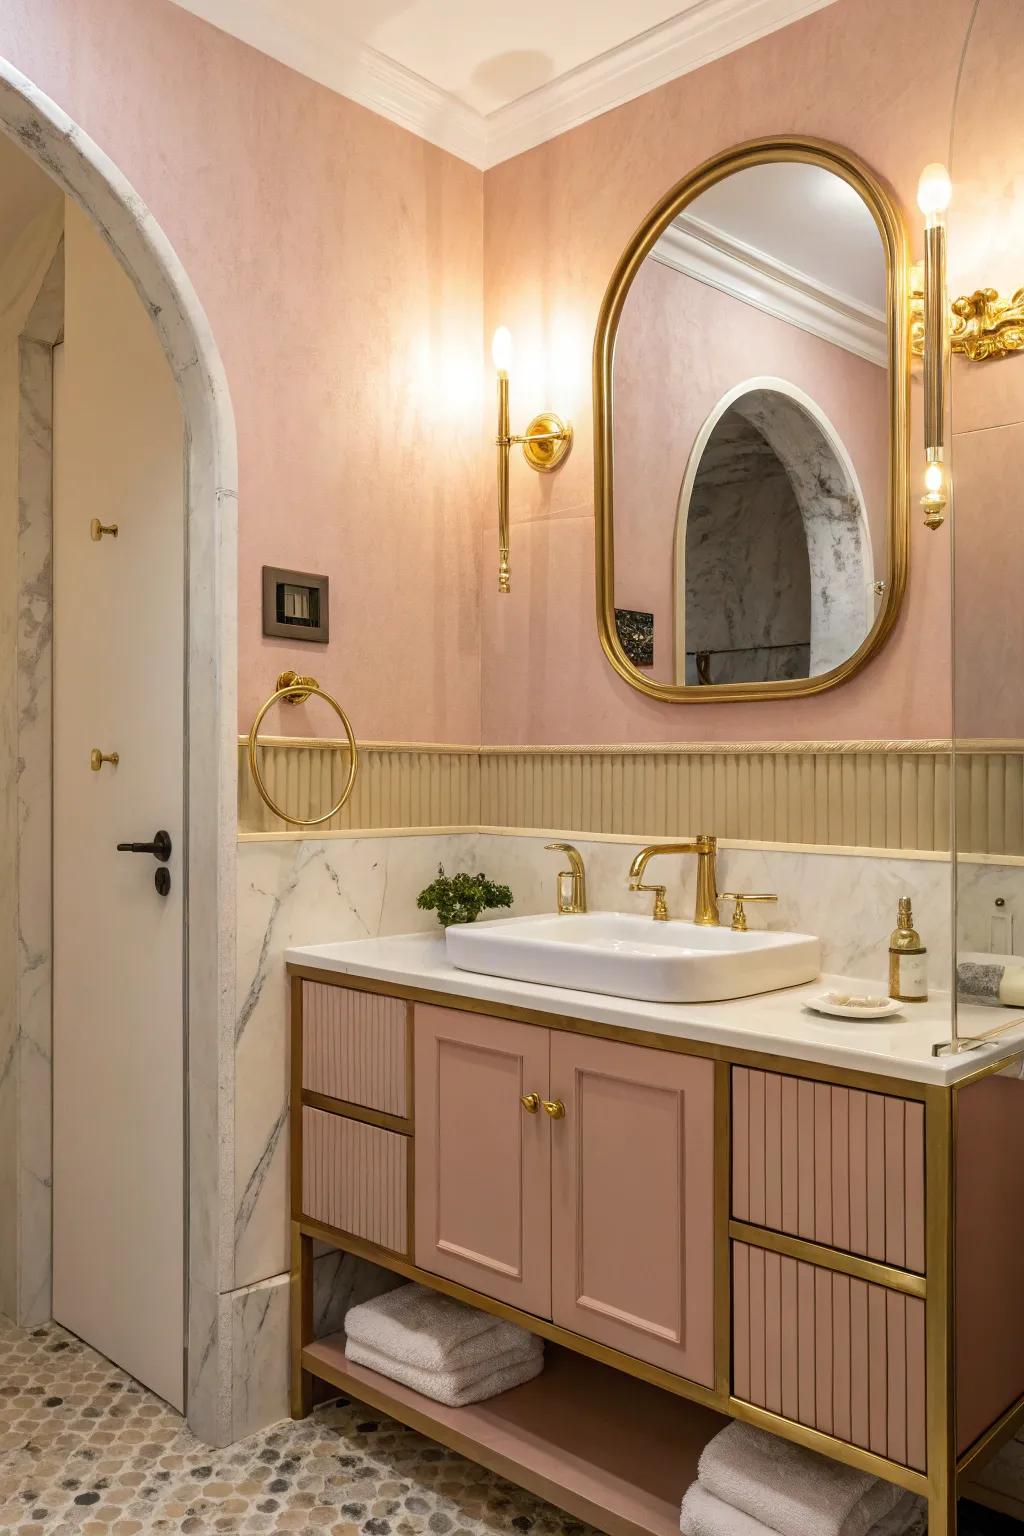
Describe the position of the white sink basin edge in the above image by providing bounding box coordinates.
[445,910,821,1005]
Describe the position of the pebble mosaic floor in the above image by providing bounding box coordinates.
[1,1315,1020,1535]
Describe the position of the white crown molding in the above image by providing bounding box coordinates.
[480,0,840,167]
[652,213,888,365]
[168,0,839,170]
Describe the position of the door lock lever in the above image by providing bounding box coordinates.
[116,830,172,862]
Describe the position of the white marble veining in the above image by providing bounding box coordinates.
[235,833,478,1290]
[0,238,62,1330]
[732,387,874,676]
[286,929,1021,1085]
[684,411,813,685]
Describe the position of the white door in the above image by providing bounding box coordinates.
[52,200,186,1409]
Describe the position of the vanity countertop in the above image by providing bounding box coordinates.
[285,932,1024,1085]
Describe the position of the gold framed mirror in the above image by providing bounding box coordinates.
[594,136,909,703]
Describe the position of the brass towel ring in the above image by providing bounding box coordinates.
[247,670,358,828]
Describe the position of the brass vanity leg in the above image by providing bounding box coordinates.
[714,1060,732,1400]
[925,1088,957,1535]
[290,1224,314,1419]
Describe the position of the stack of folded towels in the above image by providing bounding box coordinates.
[681,1424,926,1536]
[344,1282,544,1407]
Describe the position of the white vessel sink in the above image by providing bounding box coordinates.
[446,911,820,1004]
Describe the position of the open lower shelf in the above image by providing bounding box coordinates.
[303,1335,728,1536]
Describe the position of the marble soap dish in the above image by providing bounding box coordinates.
[806,991,905,1022]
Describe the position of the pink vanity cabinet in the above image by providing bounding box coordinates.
[289,964,1024,1536]
[414,1005,715,1385]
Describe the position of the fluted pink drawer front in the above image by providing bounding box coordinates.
[302,1107,408,1254]
[733,1243,926,1471]
[303,982,408,1116]
[732,1068,925,1273]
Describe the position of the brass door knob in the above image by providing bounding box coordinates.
[542,1098,565,1120]
[90,748,120,772]
[90,518,119,541]
[520,1093,541,1114]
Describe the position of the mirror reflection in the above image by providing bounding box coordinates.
[612,161,890,687]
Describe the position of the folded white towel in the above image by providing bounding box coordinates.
[698,1423,905,1536]
[345,1282,538,1371]
[681,1483,772,1536]
[345,1335,544,1406]
[680,1484,925,1536]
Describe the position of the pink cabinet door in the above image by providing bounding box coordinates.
[414,1004,552,1318]
[550,1034,716,1385]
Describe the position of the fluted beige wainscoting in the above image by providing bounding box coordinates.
[237,737,1024,855]
[236,738,1010,855]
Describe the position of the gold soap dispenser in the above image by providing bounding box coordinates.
[889,897,928,1002]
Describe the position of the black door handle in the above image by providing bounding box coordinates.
[116,829,172,862]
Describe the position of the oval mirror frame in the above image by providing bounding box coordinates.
[594,135,910,703]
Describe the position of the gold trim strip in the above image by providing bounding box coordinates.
[243,734,966,756]
[728,1220,926,1297]
[728,1398,930,1496]
[301,1090,412,1136]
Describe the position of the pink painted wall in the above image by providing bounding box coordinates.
[948,0,1024,741]
[0,0,485,745]
[482,0,974,745]
[613,257,889,680]
[0,0,982,754]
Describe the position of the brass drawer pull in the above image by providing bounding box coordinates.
[542,1098,565,1120]
[520,1093,541,1114]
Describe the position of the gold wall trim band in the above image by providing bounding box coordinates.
[727,1220,927,1298]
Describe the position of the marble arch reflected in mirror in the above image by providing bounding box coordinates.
[594,141,909,703]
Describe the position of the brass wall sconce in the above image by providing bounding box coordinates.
[912,162,1024,530]
[492,326,573,592]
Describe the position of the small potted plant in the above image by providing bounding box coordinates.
[417,866,513,927]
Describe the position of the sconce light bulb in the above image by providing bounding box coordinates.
[492,325,513,375]
[917,163,953,220]
[924,461,944,494]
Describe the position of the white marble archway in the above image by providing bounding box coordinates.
[0,59,237,1445]
[674,376,874,684]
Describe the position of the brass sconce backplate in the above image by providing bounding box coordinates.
[521,412,574,472]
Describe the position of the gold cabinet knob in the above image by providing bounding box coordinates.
[90,518,119,541]
[90,748,120,772]
[542,1098,565,1120]
[520,1092,541,1114]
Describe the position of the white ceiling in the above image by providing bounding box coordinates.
[168,0,839,168]
[0,130,61,267]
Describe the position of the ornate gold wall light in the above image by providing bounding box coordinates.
[492,326,573,592]
[912,163,1024,529]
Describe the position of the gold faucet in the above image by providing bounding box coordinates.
[545,842,587,914]
[628,836,719,924]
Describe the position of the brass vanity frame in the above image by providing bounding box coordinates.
[289,964,1024,1536]
[593,135,911,704]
